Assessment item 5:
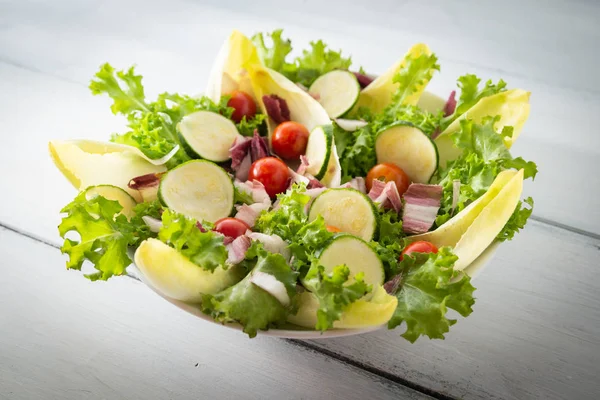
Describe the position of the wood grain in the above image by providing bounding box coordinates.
[0,227,431,400]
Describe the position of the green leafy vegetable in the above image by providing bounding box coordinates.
[496,197,534,241]
[255,183,311,242]
[389,52,439,107]
[370,210,405,278]
[433,117,537,227]
[303,263,371,331]
[58,192,142,281]
[288,216,334,274]
[130,200,163,241]
[158,209,228,271]
[252,29,352,87]
[388,247,475,342]
[202,244,298,337]
[91,63,264,167]
[440,74,507,130]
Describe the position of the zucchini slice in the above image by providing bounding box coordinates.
[309,70,360,118]
[84,185,137,219]
[304,125,334,180]
[178,110,241,162]
[317,235,384,286]
[308,188,378,241]
[375,122,439,183]
[158,160,234,223]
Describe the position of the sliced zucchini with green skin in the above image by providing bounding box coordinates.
[309,70,360,118]
[159,160,234,223]
[178,111,241,162]
[320,141,342,188]
[315,235,384,287]
[305,125,333,180]
[375,122,439,183]
[84,185,137,219]
[308,188,378,241]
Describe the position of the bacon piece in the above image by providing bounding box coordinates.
[368,180,402,213]
[262,94,291,124]
[443,90,457,117]
[352,71,374,89]
[226,235,251,265]
[402,183,443,234]
[341,177,367,194]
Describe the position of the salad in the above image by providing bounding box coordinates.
[49,29,537,341]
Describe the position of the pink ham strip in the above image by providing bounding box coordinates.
[402,183,443,234]
[341,177,367,194]
[226,235,251,265]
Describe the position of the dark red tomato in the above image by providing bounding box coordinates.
[400,241,438,260]
[214,218,250,239]
[366,163,411,196]
[227,91,257,123]
[248,157,290,198]
[271,121,310,160]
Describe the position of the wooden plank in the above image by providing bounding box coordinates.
[0,227,431,400]
[1,0,599,233]
[305,219,600,400]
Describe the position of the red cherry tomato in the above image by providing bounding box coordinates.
[326,225,342,233]
[271,121,310,160]
[248,157,290,198]
[400,241,438,260]
[366,163,411,196]
[227,91,257,123]
[214,218,250,239]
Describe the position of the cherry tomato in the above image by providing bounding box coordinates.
[400,241,438,260]
[326,225,342,233]
[271,121,310,160]
[214,218,250,239]
[366,163,411,196]
[248,157,290,198]
[227,91,257,123]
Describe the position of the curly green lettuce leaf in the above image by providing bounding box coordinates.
[129,200,163,241]
[339,124,377,183]
[91,63,265,167]
[288,215,334,274]
[389,52,440,108]
[496,197,534,241]
[433,117,537,227]
[303,263,371,331]
[388,247,475,342]
[158,209,227,272]
[370,210,405,278]
[441,74,507,130]
[255,183,311,241]
[202,245,298,337]
[58,192,143,281]
[252,29,352,87]
[252,29,293,74]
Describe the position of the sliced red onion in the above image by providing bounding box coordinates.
[352,71,374,89]
[235,153,252,181]
[235,202,270,228]
[226,235,251,265]
[249,271,290,306]
[234,179,271,205]
[384,274,402,295]
[443,90,457,117]
[402,183,443,234]
[247,231,291,261]
[262,94,291,124]
[229,136,252,170]
[128,172,162,190]
[297,155,310,175]
[250,130,269,161]
[334,119,368,132]
[142,216,162,233]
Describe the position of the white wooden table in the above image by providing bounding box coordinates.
[1,1,599,399]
